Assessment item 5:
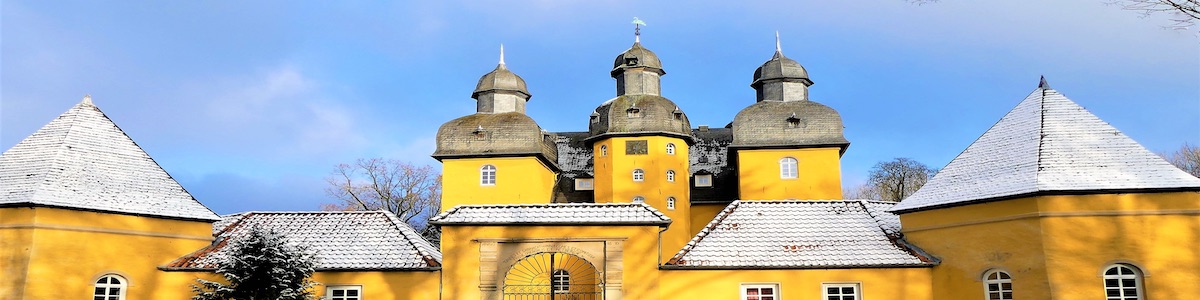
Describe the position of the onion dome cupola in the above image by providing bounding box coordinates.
[434,46,559,169]
[587,29,692,144]
[732,33,848,152]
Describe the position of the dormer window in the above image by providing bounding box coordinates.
[590,111,601,123]
[574,178,594,191]
[694,173,713,187]
[625,56,639,66]
[473,125,488,138]
[627,107,642,118]
[673,107,684,120]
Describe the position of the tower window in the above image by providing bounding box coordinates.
[667,197,676,210]
[786,113,802,128]
[983,270,1013,300]
[632,196,645,203]
[1103,264,1143,300]
[633,169,645,182]
[625,56,639,66]
[627,107,642,118]
[780,157,798,179]
[480,165,497,185]
[666,143,676,155]
[666,170,676,182]
[551,269,570,293]
[94,274,127,300]
[600,145,608,156]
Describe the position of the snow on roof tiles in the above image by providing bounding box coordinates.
[166,211,441,271]
[0,98,219,221]
[891,85,1200,213]
[667,200,933,268]
[430,203,671,225]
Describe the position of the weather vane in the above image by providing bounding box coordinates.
[632,17,647,42]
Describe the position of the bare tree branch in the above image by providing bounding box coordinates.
[1161,142,1200,178]
[856,158,936,202]
[322,158,443,231]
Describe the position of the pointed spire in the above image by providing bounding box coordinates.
[1038,76,1051,89]
[775,31,782,53]
[81,94,93,105]
[499,44,506,65]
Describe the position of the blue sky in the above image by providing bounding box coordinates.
[3,1,1197,214]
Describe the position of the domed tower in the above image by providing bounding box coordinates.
[731,34,849,200]
[433,47,560,210]
[587,27,692,260]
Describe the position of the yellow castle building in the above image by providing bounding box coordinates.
[2,32,1198,300]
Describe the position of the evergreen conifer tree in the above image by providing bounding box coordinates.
[193,225,319,300]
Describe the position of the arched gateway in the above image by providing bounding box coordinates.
[503,252,603,300]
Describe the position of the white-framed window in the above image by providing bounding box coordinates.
[633,169,645,182]
[1104,264,1143,300]
[779,157,798,179]
[93,274,127,300]
[551,269,570,293]
[600,145,608,156]
[632,196,645,203]
[574,178,594,191]
[327,285,362,300]
[480,165,497,185]
[666,143,676,155]
[666,170,676,182]
[983,270,1013,300]
[694,173,713,187]
[822,283,860,300]
[741,283,779,300]
[667,197,676,210]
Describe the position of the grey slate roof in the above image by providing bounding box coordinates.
[667,200,934,268]
[473,63,530,99]
[430,203,671,226]
[0,98,220,221]
[731,99,849,150]
[166,211,441,271]
[891,84,1200,213]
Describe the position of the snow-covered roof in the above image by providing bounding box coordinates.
[666,200,934,269]
[0,97,219,221]
[165,211,441,271]
[892,82,1200,213]
[430,203,671,226]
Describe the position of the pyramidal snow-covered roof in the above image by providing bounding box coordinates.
[892,80,1200,213]
[165,211,442,271]
[0,97,219,221]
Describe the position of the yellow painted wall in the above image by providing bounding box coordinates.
[440,225,664,300]
[441,156,557,211]
[591,136,691,260]
[899,191,1200,299]
[689,203,727,234]
[0,207,35,299]
[0,206,216,300]
[315,271,441,300]
[659,267,932,300]
[736,147,843,200]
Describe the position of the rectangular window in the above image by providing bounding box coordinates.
[822,283,859,300]
[741,283,779,300]
[695,174,713,187]
[625,140,648,155]
[327,286,362,300]
[574,178,594,191]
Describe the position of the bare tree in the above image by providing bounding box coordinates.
[863,158,936,202]
[1161,142,1200,178]
[323,158,442,231]
[908,0,1199,29]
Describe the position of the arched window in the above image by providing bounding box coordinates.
[551,269,570,293]
[666,143,676,155]
[779,157,798,179]
[632,169,645,182]
[600,145,608,156]
[667,197,676,210]
[1104,264,1144,300]
[94,274,127,300]
[633,196,645,203]
[480,165,496,185]
[983,270,1013,300]
[666,170,676,182]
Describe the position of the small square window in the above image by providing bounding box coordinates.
[327,285,362,300]
[822,283,860,300]
[694,174,713,187]
[574,178,594,191]
[742,283,779,300]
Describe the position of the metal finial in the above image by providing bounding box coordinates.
[775,31,782,53]
[82,94,93,105]
[632,17,647,43]
[1038,76,1051,89]
[499,44,505,65]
